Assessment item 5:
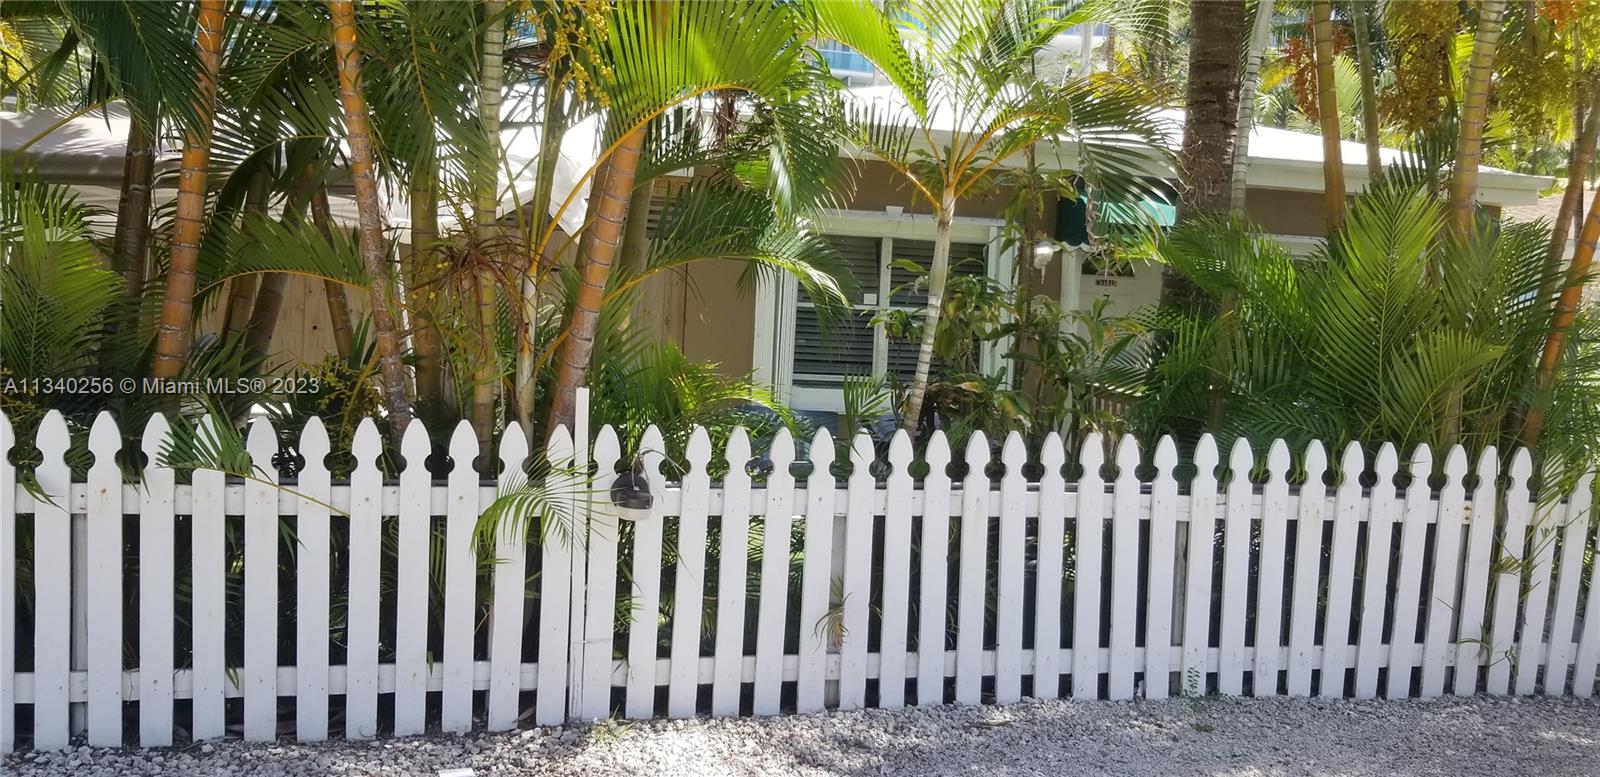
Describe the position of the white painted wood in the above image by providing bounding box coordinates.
[993,433,1027,704]
[567,389,591,716]
[1033,434,1067,700]
[1386,444,1433,700]
[1514,479,1559,697]
[1354,444,1399,699]
[345,420,383,738]
[243,419,279,741]
[1420,447,1468,697]
[537,426,577,724]
[1319,442,1365,698]
[0,412,12,754]
[1544,469,1594,695]
[1073,434,1105,700]
[667,428,712,718]
[1253,440,1291,697]
[392,420,432,736]
[84,413,122,746]
[877,431,915,708]
[441,421,479,732]
[1181,435,1219,697]
[189,415,227,740]
[294,418,331,742]
[1574,480,1600,698]
[955,433,990,705]
[32,411,71,749]
[1218,439,1253,696]
[838,433,875,709]
[1143,437,1179,700]
[1486,450,1532,695]
[137,415,175,746]
[917,433,952,706]
[487,424,531,731]
[625,426,667,719]
[580,427,623,719]
[1286,442,1328,697]
[752,428,794,715]
[795,428,836,713]
[1107,435,1140,700]
[1455,447,1499,695]
[711,428,753,716]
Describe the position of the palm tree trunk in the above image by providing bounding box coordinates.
[407,173,443,398]
[1521,191,1600,447]
[111,111,155,307]
[310,185,357,362]
[471,0,507,457]
[151,0,225,380]
[514,75,567,439]
[901,191,956,433]
[547,125,645,434]
[1544,94,1600,287]
[1229,0,1276,215]
[223,168,273,341]
[1311,0,1346,233]
[330,0,413,437]
[1352,0,1383,182]
[1448,0,1507,239]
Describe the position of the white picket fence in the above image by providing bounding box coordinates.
[1,408,1598,752]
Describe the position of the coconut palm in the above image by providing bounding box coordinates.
[839,0,1168,433]
[1447,0,1507,239]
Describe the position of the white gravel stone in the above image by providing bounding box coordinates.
[3,696,1596,776]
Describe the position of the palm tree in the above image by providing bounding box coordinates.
[1350,0,1383,181]
[470,0,508,455]
[1310,0,1346,232]
[1175,0,1247,221]
[152,0,226,380]
[329,0,413,437]
[843,0,1167,432]
[1229,0,1276,215]
[1523,191,1600,447]
[1447,0,1507,238]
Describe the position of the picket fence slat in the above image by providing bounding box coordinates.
[667,429,712,718]
[625,426,667,719]
[442,422,479,731]
[7,411,1600,751]
[955,433,989,706]
[487,423,530,731]
[1143,437,1179,700]
[839,434,875,710]
[1254,441,1291,697]
[1545,469,1595,695]
[917,434,952,706]
[877,432,915,709]
[711,429,753,716]
[1218,439,1253,696]
[1181,436,1219,697]
[1107,437,1140,701]
[1455,447,1500,696]
[296,419,332,742]
[1285,442,1326,697]
[189,416,227,741]
[393,421,432,736]
[796,429,835,714]
[1487,451,1533,695]
[1032,434,1067,701]
[1387,445,1433,700]
[86,413,122,746]
[243,419,279,741]
[1320,443,1364,699]
[751,428,794,715]
[1072,435,1105,700]
[1355,444,1400,700]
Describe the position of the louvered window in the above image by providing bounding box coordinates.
[789,232,991,389]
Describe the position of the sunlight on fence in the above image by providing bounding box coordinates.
[1,409,1597,751]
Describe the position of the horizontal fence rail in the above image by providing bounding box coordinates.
[1,409,1597,751]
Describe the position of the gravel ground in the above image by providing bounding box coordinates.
[5,695,1597,776]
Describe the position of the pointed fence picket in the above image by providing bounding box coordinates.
[2,410,1598,752]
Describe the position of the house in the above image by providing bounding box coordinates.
[3,92,1552,413]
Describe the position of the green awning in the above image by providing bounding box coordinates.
[1056,194,1177,246]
